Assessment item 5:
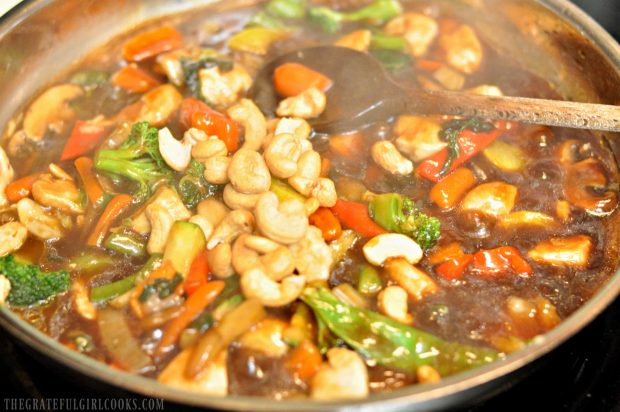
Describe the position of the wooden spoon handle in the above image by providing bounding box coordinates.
[409,89,620,132]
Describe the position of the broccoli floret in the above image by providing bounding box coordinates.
[177,160,219,209]
[400,197,441,249]
[309,0,402,33]
[0,255,70,306]
[369,193,440,249]
[95,122,174,202]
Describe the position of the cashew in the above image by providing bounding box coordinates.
[311,178,337,207]
[394,116,445,162]
[385,258,438,302]
[192,137,228,161]
[0,222,28,257]
[138,84,183,127]
[207,243,235,278]
[228,149,271,195]
[241,267,305,307]
[439,24,483,74]
[288,150,321,196]
[199,64,252,108]
[72,281,96,321]
[264,133,303,178]
[158,127,191,172]
[305,197,320,216]
[260,247,295,281]
[363,233,422,266]
[227,99,267,151]
[289,226,333,282]
[197,199,229,228]
[130,186,191,235]
[48,163,73,181]
[145,204,174,254]
[0,275,10,305]
[467,85,504,97]
[232,234,260,275]
[460,182,518,218]
[255,192,308,245]
[159,349,228,396]
[223,184,260,210]
[239,318,289,358]
[334,29,372,52]
[0,147,14,207]
[183,127,208,146]
[244,235,281,254]
[274,117,311,141]
[371,141,413,175]
[311,348,368,400]
[276,87,326,119]
[378,286,413,324]
[17,198,63,240]
[32,175,84,214]
[385,13,438,57]
[203,155,232,185]
[207,210,254,249]
[189,214,214,241]
[22,84,83,141]
[528,235,592,268]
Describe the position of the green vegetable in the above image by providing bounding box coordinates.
[370,49,411,72]
[90,254,163,303]
[369,193,440,249]
[139,273,183,302]
[212,294,244,320]
[266,0,306,19]
[282,302,314,346]
[302,287,499,374]
[370,32,407,51]
[163,221,207,278]
[247,11,287,29]
[190,276,241,332]
[104,232,146,257]
[309,0,402,33]
[181,52,233,102]
[0,255,70,307]
[70,252,115,274]
[316,313,343,354]
[439,117,495,176]
[177,160,219,209]
[70,70,109,91]
[357,264,383,295]
[94,122,174,202]
[270,177,307,204]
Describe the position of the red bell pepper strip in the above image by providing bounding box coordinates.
[111,64,161,93]
[435,254,474,281]
[472,246,533,278]
[178,97,239,153]
[416,128,503,182]
[184,249,210,296]
[330,198,387,238]
[60,121,108,161]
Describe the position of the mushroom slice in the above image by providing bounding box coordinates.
[563,158,618,216]
[527,235,593,268]
[311,348,368,400]
[22,84,83,141]
[460,182,517,217]
[158,349,228,396]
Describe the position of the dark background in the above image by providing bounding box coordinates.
[0,1,619,411]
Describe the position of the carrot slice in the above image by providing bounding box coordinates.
[74,157,105,206]
[111,64,161,93]
[274,63,333,98]
[285,340,323,381]
[122,25,183,62]
[156,280,225,355]
[429,167,477,209]
[87,194,133,247]
[5,173,42,203]
[309,207,342,242]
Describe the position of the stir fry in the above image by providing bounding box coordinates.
[0,0,618,400]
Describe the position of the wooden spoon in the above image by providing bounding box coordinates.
[248,46,620,134]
